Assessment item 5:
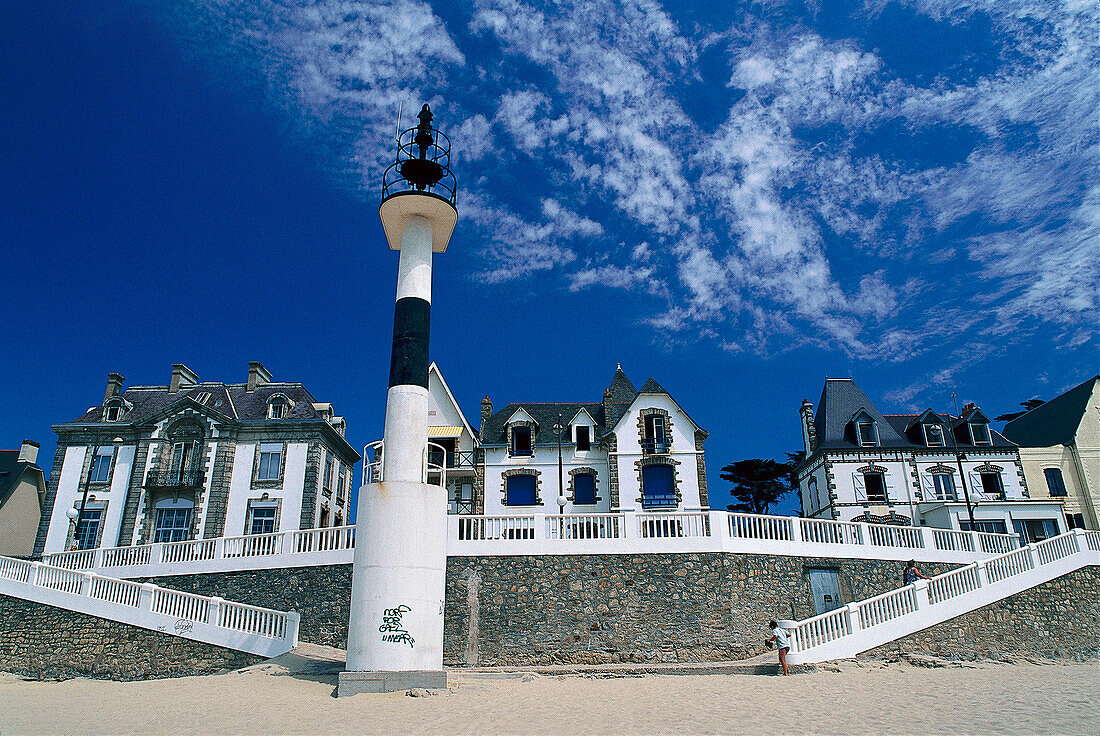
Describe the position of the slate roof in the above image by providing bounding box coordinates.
[811,378,1015,454]
[58,382,324,427]
[1002,375,1099,447]
[0,450,44,510]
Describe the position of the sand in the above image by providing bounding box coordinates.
[1,653,1097,735]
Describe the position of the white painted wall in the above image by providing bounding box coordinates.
[100,444,136,547]
[222,442,307,536]
[42,446,88,554]
[223,443,255,536]
[481,446,612,515]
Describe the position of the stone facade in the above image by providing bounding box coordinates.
[866,566,1100,661]
[0,595,261,680]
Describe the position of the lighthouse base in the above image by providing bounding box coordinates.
[337,669,447,696]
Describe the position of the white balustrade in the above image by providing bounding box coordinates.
[975,531,1018,554]
[223,531,283,558]
[0,554,298,658]
[292,525,356,553]
[161,538,218,564]
[727,513,792,541]
[867,524,924,549]
[1085,530,1100,552]
[932,528,974,553]
[786,530,1098,664]
[545,513,623,540]
[799,518,864,546]
[457,515,536,541]
[638,511,710,539]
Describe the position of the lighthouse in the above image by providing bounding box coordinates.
[339,105,457,696]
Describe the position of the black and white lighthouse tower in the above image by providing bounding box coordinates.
[339,105,458,696]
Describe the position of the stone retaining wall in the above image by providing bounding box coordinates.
[866,566,1100,661]
[146,554,959,663]
[0,595,262,680]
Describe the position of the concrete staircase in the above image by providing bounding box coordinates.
[785,529,1100,664]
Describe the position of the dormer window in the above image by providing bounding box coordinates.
[510,427,533,456]
[856,420,877,447]
[970,422,991,445]
[195,392,212,406]
[923,424,945,447]
[268,396,290,419]
[104,403,122,422]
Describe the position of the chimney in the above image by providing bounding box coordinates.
[480,396,493,435]
[961,402,977,418]
[247,361,273,392]
[18,440,39,465]
[169,364,200,393]
[800,399,817,454]
[603,388,613,424]
[104,373,125,403]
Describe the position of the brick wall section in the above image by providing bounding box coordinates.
[202,442,236,538]
[32,441,70,557]
[694,430,708,507]
[299,444,321,529]
[0,595,261,680]
[865,566,1100,661]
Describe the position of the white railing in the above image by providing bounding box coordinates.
[360,439,448,487]
[785,529,1099,664]
[0,555,299,658]
[44,510,1026,577]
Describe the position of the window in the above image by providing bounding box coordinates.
[324,454,334,493]
[153,498,194,543]
[932,473,957,501]
[575,425,591,452]
[89,447,113,483]
[923,424,945,447]
[641,464,676,508]
[808,476,821,511]
[979,471,1004,500]
[960,520,1007,535]
[1044,468,1067,497]
[510,427,533,457]
[104,404,122,422]
[195,392,212,405]
[856,421,877,447]
[319,507,330,528]
[170,440,199,483]
[337,471,346,501]
[268,398,288,419]
[73,508,103,550]
[970,422,991,445]
[1066,513,1085,530]
[248,504,278,535]
[864,472,886,503]
[505,474,538,506]
[334,512,343,527]
[643,414,669,454]
[573,473,597,505]
[1012,518,1059,545]
[257,443,282,481]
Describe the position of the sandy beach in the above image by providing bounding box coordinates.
[2,651,1097,736]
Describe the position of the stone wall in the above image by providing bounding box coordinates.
[866,566,1100,661]
[0,595,262,680]
[144,554,959,662]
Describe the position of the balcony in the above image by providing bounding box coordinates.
[640,437,671,455]
[428,449,478,473]
[144,469,205,491]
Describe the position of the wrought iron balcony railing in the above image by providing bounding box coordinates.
[144,469,205,490]
[641,437,671,455]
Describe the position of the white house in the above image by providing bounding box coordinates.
[795,378,1066,544]
[476,365,709,514]
[34,363,360,556]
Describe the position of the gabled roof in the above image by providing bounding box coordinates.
[604,366,638,428]
[569,407,596,425]
[638,377,669,395]
[1002,375,1100,447]
[428,362,476,440]
[482,402,605,446]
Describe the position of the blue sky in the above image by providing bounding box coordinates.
[2,0,1095,514]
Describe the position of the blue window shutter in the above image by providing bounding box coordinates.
[574,474,596,504]
[507,474,537,506]
[641,465,675,508]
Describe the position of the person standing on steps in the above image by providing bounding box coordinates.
[902,559,932,587]
[765,620,791,676]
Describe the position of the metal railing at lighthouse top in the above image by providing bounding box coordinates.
[381,104,457,206]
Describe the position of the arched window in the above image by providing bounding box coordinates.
[932,472,956,501]
[268,395,290,419]
[104,400,123,422]
[166,421,204,486]
[641,464,676,508]
[153,497,194,543]
[505,474,538,506]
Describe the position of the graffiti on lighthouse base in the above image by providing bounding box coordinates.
[380,605,415,647]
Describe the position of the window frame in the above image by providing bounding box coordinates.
[247,501,279,535]
[505,473,539,506]
[923,424,945,447]
[104,403,122,422]
[979,470,1005,499]
[73,506,105,550]
[932,472,956,501]
[640,463,677,509]
[510,427,533,457]
[323,453,334,493]
[856,421,877,447]
[969,422,992,445]
[89,447,114,483]
[572,472,597,505]
[256,443,283,481]
[574,425,591,452]
[863,471,887,503]
[152,498,194,543]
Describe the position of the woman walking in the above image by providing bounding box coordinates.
[765,620,791,676]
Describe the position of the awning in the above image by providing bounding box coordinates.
[428,426,463,438]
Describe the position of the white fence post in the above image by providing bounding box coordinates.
[789,516,803,545]
[207,596,223,627]
[969,531,982,554]
[213,536,225,561]
[138,582,157,612]
[29,561,42,586]
[708,511,727,543]
[974,561,989,588]
[79,571,93,596]
[857,522,873,547]
[622,511,638,539]
[912,578,931,611]
[287,611,301,648]
[845,602,862,637]
[534,514,547,542]
[152,542,166,565]
[918,526,934,550]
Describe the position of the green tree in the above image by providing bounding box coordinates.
[721,458,797,515]
[994,398,1046,423]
